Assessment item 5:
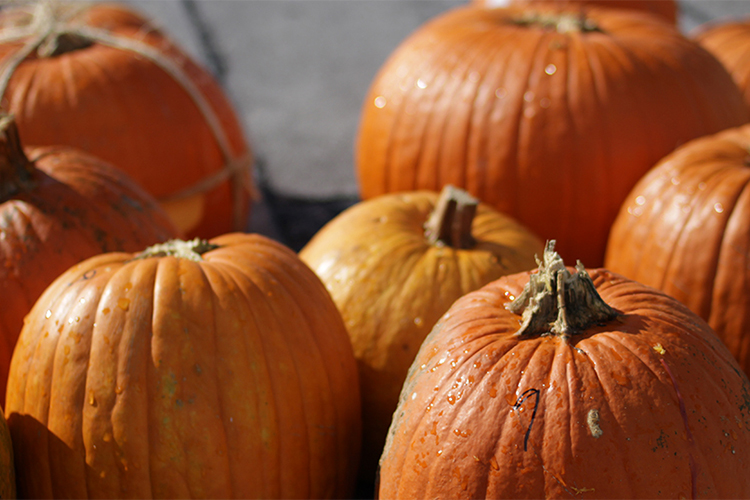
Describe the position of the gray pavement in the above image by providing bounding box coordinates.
[123,0,750,250]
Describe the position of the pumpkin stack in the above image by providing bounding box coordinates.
[356,2,749,267]
[0,0,254,238]
[0,113,178,404]
[300,185,543,489]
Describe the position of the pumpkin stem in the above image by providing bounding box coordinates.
[513,11,602,33]
[37,31,93,58]
[424,185,477,249]
[136,238,220,261]
[0,114,37,202]
[508,240,618,339]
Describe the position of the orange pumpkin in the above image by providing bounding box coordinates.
[693,17,750,114]
[379,241,750,499]
[299,185,543,488]
[5,234,361,499]
[356,3,749,267]
[0,1,253,238]
[475,0,678,24]
[605,123,750,378]
[0,113,178,405]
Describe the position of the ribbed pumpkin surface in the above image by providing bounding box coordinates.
[605,123,750,378]
[379,251,750,499]
[357,4,749,266]
[5,233,361,499]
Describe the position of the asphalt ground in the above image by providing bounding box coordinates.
[119,0,750,251]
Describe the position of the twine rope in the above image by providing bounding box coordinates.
[0,1,253,230]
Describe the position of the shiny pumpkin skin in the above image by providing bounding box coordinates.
[693,18,750,114]
[356,4,749,267]
[299,190,543,485]
[476,0,678,25]
[0,2,253,238]
[605,123,750,379]
[0,144,178,406]
[5,233,362,499]
[378,268,750,499]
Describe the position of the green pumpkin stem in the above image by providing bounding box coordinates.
[136,238,220,261]
[424,185,477,249]
[0,114,37,202]
[508,240,618,339]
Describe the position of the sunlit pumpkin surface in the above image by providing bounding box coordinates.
[300,188,543,485]
[5,234,361,499]
[606,123,750,381]
[379,247,750,499]
[357,3,749,267]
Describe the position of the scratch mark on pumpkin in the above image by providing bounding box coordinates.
[661,358,698,499]
[512,388,540,451]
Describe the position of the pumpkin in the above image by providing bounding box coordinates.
[0,113,178,405]
[474,0,678,25]
[5,233,362,499]
[299,185,543,488]
[356,3,749,267]
[0,1,253,238]
[378,241,750,499]
[692,17,750,114]
[605,123,750,378]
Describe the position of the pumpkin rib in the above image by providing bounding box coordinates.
[263,245,360,496]
[201,256,282,497]
[662,164,750,318]
[394,28,478,193]
[213,247,343,496]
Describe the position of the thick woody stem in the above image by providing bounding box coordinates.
[424,185,478,249]
[508,240,618,339]
[136,238,220,261]
[0,114,36,202]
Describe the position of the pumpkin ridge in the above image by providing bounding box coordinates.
[655,162,746,306]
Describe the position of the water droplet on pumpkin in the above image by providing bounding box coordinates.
[714,203,724,214]
[118,298,130,311]
[490,456,499,471]
[627,206,643,217]
[523,91,534,102]
[416,78,427,89]
[539,97,551,108]
[468,71,481,83]
[374,96,386,108]
[89,391,96,406]
[436,449,443,456]
[447,394,456,405]
[698,182,707,190]
[671,177,681,186]
[414,317,423,326]
[545,64,557,75]
[45,310,51,319]
[412,391,417,400]
[635,195,646,206]
[495,87,507,99]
